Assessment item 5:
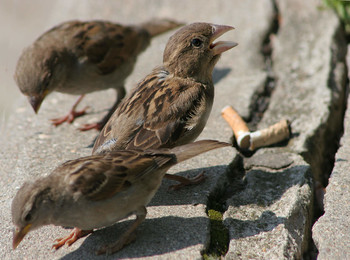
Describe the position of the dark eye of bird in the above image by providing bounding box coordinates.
[191,38,202,47]
[24,212,32,222]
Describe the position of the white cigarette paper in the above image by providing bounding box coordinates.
[221,106,250,149]
[249,119,290,150]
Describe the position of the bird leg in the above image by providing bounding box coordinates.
[52,228,93,250]
[79,87,126,131]
[166,171,207,190]
[51,95,89,126]
[96,206,146,255]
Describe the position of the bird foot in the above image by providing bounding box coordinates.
[52,228,93,250]
[167,171,207,190]
[78,105,115,131]
[78,122,103,131]
[51,106,89,126]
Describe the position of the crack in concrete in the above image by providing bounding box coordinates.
[203,3,281,257]
[301,22,349,259]
[247,0,279,132]
[301,24,348,186]
[204,2,349,258]
[203,155,245,259]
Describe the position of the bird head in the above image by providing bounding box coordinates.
[12,181,53,249]
[14,46,68,113]
[163,22,237,82]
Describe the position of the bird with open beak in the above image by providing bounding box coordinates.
[92,22,237,188]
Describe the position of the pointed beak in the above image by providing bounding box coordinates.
[210,24,238,55]
[13,224,31,249]
[28,95,44,114]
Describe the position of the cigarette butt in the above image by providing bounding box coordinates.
[249,119,290,150]
[221,106,250,149]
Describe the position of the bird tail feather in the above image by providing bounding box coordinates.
[141,18,184,37]
[170,140,231,163]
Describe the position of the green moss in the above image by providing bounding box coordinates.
[203,155,245,259]
[203,209,229,258]
[323,0,350,32]
[208,209,223,221]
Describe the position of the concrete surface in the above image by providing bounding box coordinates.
[263,0,348,185]
[0,0,349,259]
[224,151,312,259]
[312,49,350,259]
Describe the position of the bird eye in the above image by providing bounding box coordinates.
[24,213,32,222]
[191,38,203,48]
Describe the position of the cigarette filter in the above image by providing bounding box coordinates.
[221,106,250,149]
[249,119,290,150]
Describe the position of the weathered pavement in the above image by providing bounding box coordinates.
[312,44,350,260]
[0,0,349,259]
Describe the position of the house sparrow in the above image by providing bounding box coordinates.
[12,140,230,255]
[92,22,237,187]
[14,19,182,131]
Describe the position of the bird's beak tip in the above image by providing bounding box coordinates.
[13,224,31,250]
[28,96,44,114]
[210,24,238,55]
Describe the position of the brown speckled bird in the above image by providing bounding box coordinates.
[14,19,182,131]
[92,22,237,188]
[12,140,230,255]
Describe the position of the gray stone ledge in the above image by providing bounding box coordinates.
[312,80,350,259]
[1,0,346,259]
[224,151,312,259]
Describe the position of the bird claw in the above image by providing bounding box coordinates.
[168,171,206,190]
[78,122,103,131]
[52,228,92,250]
[51,106,89,126]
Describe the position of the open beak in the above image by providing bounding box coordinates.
[13,224,31,249]
[210,24,238,55]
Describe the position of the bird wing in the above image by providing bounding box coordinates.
[93,68,210,152]
[61,150,173,201]
[66,21,150,75]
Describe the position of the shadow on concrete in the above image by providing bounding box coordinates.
[60,215,208,259]
[149,165,229,207]
[213,67,231,84]
[56,165,228,259]
[227,165,310,208]
[56,164,308,259]
[224,210,286,239]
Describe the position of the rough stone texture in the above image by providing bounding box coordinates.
[223,0,347,259]
[312,127,350,259]
[262,0,347,183]
[224,151,312,259]
[0,0,271,259]
[0,0,348,259]
[312,50,350,259]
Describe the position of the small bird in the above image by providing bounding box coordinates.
[12,140,230,255]
[14,19,182,131]
[92,22,237,187]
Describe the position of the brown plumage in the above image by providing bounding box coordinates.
[93,22,237,153]
[92,22,237,189]
[14,19,182,130]
[11,140,230,255]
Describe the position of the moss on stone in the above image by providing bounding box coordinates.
[203,209,229,258]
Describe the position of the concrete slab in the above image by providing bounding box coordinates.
[312,65,350,259]
[0,0,265,259]
[1,0,348,259]
[222,0,347,259]
[262,0,347,183]
[224,151,312,259]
